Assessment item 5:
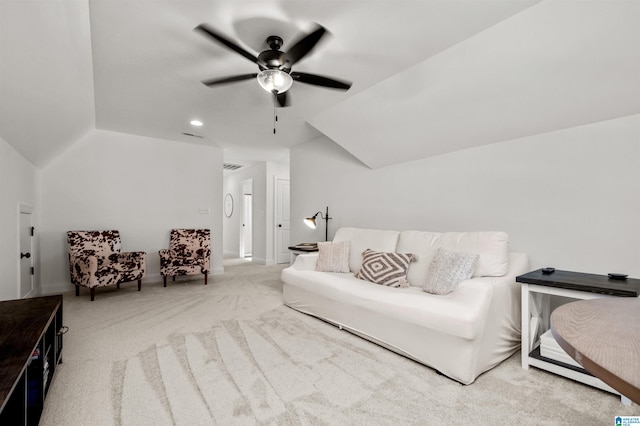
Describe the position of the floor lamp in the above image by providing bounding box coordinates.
[304,206,332,241]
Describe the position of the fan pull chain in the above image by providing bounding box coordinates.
[272,90,278,134]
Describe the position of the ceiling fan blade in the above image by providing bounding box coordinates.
[283,25,327,66]
[195,24,258,64]
[291,72,352,90]
[277,92,290,107]
[202,73,257,86]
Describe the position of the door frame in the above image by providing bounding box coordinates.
[239,179,253,258]
[275,178,290,264]
[18,203,34,298]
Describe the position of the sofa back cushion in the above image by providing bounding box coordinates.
[398,231,509,286]
[333,227,400,273]
[396,231,440,286]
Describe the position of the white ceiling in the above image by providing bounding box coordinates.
[309,0,640,168]
[1,0,638,170]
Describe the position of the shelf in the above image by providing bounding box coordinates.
[529,346,591,376]
[519,272,634,402]
[0,295,64,425]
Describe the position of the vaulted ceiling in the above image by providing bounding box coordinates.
[1,0,638,169]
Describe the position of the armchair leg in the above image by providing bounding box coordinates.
[173,276,176,282]
[117,283,120,289]
[138,279,142,291]
[90,287,95,301]
[75,285,79,297]
[163,276,167,287]
[204,274,208,285]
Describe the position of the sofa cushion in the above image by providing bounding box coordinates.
[423,249,479,295]
[398,231,509,283]
[333,227,400,273]
[316,241,350,273]
[282,268,494,341]
[396,231,440,287]
[355,249,416,288]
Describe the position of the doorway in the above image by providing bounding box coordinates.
[19,204,34,298]
[239,179,253,258]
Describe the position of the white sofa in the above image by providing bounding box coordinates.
[281,227,529,385]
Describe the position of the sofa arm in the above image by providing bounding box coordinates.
[290,253,319,271]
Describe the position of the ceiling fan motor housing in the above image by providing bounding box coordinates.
[258,49,289,71]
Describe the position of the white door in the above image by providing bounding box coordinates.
[276,179,290,264]
[243,193,253,257]
[19,207,34,298]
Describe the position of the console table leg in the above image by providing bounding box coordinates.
[521,284,551,369]
[521,284,530,369]
[528,292,549,349]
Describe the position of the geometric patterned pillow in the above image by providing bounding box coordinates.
[355,249,416,288]
[315,241,350,273]
[423,248,478,295]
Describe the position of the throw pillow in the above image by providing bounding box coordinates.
[315,241,351,273]
[423,248,479,295]
[355,249,416,288]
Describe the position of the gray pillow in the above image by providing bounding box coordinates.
[423,248,478,295]
[356,249,416,288]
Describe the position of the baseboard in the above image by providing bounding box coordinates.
[145,272,163,283]
[22,289,36,299]
[39,282,73,296]
[39,270,221,296]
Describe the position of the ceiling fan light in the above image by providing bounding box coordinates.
[257,69,293,94]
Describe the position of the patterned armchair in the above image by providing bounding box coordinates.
[67,230,146,301]
[159,229,211,286]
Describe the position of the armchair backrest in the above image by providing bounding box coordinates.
[169,229,210,258]
[67,230,122,258]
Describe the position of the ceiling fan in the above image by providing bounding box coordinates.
[195,23,352,107]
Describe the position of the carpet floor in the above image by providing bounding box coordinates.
[40,259,637,425]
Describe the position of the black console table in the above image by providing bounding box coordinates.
[517,269,639,404]
[0,295,64,425]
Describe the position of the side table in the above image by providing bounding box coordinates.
[516,269,640,403]
[287,244,318,265]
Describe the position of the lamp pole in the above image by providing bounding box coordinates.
[323,206,331,241]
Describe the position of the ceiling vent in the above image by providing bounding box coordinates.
[223,163,243,171]
[182,132,203,138]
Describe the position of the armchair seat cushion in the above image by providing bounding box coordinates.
[110,261,139,272]
[167,257,202,267]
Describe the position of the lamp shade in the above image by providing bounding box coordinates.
[257,69,293,94]
[304,215,318,229]
[304,207,331,241]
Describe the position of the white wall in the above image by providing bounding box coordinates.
[0,137,40,301]
[222,161,289,264]
[291,114,640,277]
[40,129,223,293]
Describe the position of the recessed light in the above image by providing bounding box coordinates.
[190,120,203,126]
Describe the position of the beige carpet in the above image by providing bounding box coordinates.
[40,259,637,425]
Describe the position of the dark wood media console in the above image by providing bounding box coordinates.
[0,295,64,425]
